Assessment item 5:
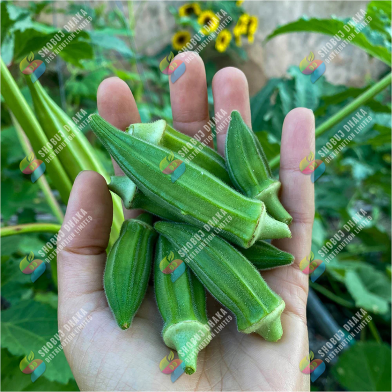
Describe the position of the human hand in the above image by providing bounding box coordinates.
[58,52,314,391]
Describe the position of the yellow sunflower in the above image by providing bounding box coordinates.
[247,16,258,43]
[215,29,232,52]
[235,34,242,47]
[236,13,250,35]
[179,3,201,17]
[247,16,258,35]
[172,30,192,51]
[236,0,245,6]
[198,10,220,35]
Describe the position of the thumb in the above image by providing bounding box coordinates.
[57,171,112,302]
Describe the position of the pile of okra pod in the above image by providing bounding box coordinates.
[90,110,294,375]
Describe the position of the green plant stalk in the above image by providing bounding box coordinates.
[0,58,72,203]
[238,240,294,270]
[11,112,64,223]
[128,120,231,184]
[90,114,291,248]
[155,236,211,375]
[156,222,286,342]
[25,78,124,244]
[104,216,157,329]
[1,223,62,237]
[310,282,355,308]
[269,72,392,169]
[367,318,382,344]
[226,111,292,224]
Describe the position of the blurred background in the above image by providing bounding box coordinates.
[1,1,391,391]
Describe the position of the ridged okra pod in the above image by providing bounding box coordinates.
[90,114,291,248]
[225,111,292,225]
[104,215,157,330]
[155,236,211,375]
[127,120,231,184]
[155,222,286,342]
[108,176,179,221]
[238,240,294,270]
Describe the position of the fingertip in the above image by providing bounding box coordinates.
[280,108,315,168]
[60,170,113,255]
[169,51,210,141]
[97,77,141,131]
[212,67,251,155]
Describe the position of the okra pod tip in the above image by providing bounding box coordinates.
[163,321,210,375]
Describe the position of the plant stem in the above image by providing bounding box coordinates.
[310,282,355,308]
[1,223,61,237]
[269,72,392,169]
[11,112,64,223]
[367,318,382,343]
[0,58,72,203]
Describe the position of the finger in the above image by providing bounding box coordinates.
[57,171,112,300]
[212,67,252,155]
[169,52,212,147]
[266,108,315,319]
[97,77,142,219]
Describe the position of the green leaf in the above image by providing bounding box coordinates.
[250,78,281,130]
[266,16,391,66]
[289,66,321,110]
[1,348,78,391]
[253,131,280,161]
[1,300,74,383]
[88,31,134,58]
[345,265,391,314]
[332,342,391,391]
[34,292,58,309]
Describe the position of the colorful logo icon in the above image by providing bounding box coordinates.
[159,52,186,83]
[19,52,46,83]
[20,152,46,183]
[299,351,326,382]
[159,351,185,383]
[19,351,46,383]
[159,251,186,282]
[299,52,326,84]
[20,251,46,282]
[159,152,186,183]
[299,252,325,283]
[299,152,325,183]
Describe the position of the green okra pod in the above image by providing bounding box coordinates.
[108,176,179,221]
[127,120,231,184]
[104,216,157,330]
[155,221,286,342]
[155,236,211,375]
[238,240,294,270]
[225,111,292,225]
[90,114,291,248]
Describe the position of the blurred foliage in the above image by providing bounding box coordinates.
[1,1,391,391]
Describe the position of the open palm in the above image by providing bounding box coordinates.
[58,53,315,391]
